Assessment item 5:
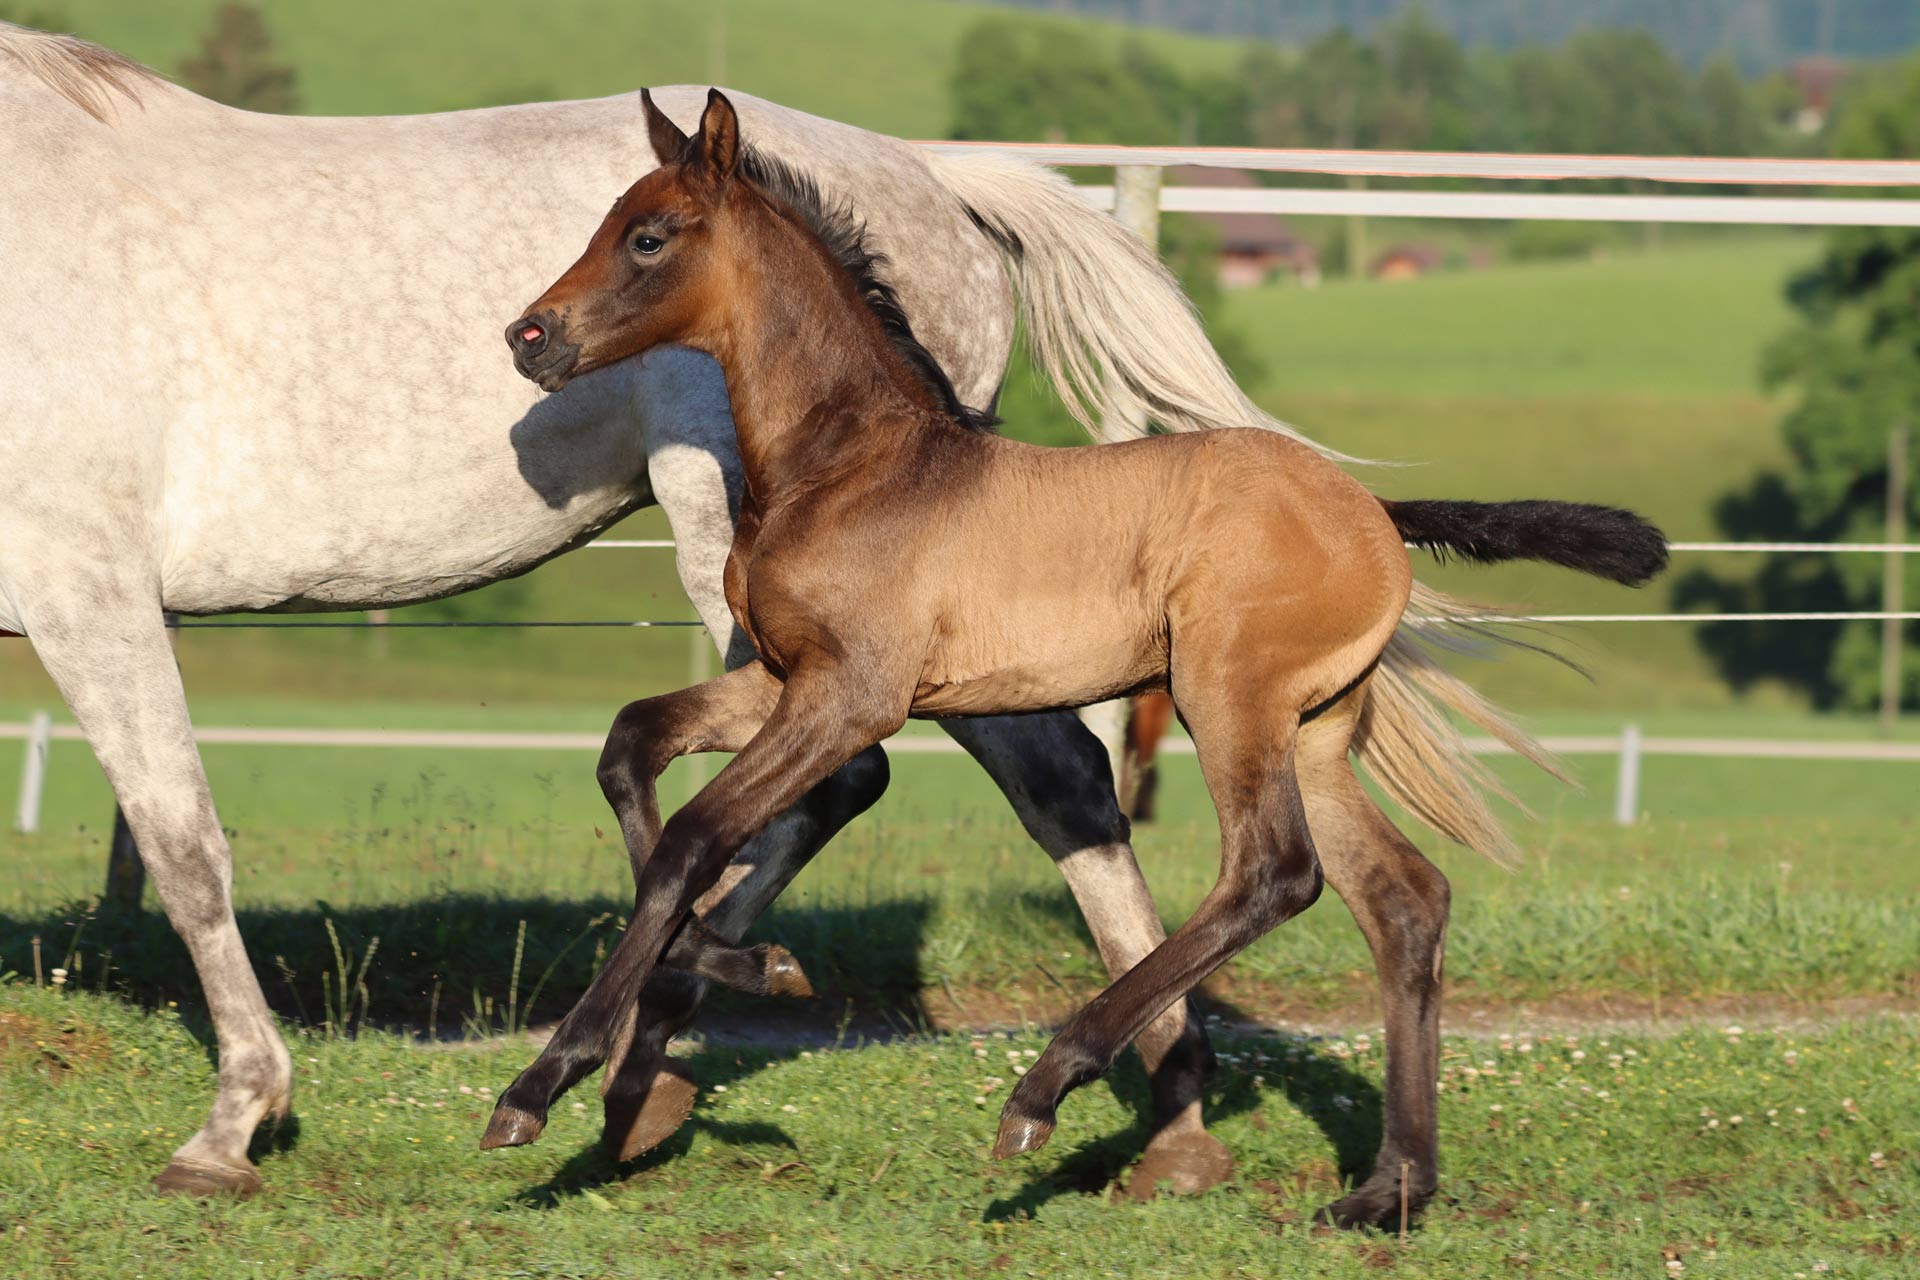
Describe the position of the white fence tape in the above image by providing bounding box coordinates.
[915,141,1920,187]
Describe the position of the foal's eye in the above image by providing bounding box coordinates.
[632,234,666,256]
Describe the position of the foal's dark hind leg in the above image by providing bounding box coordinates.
[944,715,1228,1196]
[1300,696,1452,1228]
[995,698,1322,1162]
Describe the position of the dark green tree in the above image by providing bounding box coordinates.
[177,2,300,114]
[1678,57,1920,708]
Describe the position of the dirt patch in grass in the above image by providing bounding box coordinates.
[745,979,1917,1044]
[0,1008,110,1079]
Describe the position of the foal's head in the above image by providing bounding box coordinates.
[507,89,749,393]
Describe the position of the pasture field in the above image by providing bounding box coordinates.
[0,984,1912,1279]
[50,0,1245,135]
[3,730,1915,1036]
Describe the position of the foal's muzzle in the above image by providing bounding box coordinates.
[506,311,581,392]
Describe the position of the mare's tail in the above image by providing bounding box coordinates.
[924,147,1665,864]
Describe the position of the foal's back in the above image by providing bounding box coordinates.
[893,426,1410,718]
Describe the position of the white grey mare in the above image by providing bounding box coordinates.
[0,27,1243,1199]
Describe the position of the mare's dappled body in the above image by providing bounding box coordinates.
[486,90,1667,1224]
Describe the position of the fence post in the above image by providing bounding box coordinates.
[1880,424,1909,733]
[1614,723,1642,826]
[14,711,50,834]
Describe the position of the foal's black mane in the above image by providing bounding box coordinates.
[738,147,998,432]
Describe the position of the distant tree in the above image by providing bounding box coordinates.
[1678,56,1920,708]
[949,16,1241,146]
[178,2,300,114]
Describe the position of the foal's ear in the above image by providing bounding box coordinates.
[693,88,742,188]
[640,88,691,165]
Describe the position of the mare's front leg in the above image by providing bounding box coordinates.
[482,666,908,1150]
[24,581,290,1196]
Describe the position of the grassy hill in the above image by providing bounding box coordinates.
[47,0,1247,135]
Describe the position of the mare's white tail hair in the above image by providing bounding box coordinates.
[0,20,155,122]
[926,148,1564,865]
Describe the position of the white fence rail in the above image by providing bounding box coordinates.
[10,718,1920,835]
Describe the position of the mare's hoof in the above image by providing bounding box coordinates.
[1317,1174,1434,1231]
[479,1102,547,1151]
[602,1058,699,1162]
[1120,1131,1234,1201]
[991,1103,1056,1160]
[763,946,814,999]
[153,1157,262,1199]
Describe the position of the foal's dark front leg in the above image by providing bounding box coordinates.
[482,673,904,1150]
[596,745,891,1161]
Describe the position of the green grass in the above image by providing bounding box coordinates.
[1,984,1912,1278]
[3,737,1913,1035]
[1229,235,1813,400]
[53,0,1246,134]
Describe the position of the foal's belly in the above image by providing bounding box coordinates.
[910,626,1164,718]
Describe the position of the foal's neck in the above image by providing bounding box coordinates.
[701,195,959,503]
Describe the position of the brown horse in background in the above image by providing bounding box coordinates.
[482,90,1667,1225]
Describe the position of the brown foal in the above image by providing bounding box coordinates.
[484,90,1667,1224]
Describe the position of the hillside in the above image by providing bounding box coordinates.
[46,0,1247,136]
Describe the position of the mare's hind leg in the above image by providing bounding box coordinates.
[995,687,1323,1161]
[944,714,1229,1196]
[1300,685,1452,1228]
[23,588,289,1195]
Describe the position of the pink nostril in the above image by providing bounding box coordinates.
[519,324,545,343]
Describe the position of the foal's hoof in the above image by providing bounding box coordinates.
[991,1102,1056,1160]
[1317,1173,1435,1231]
[479,1101,547,1151]
[1120,1131,1235,1202]
[762,945,814,999]
[602,1059,699,1162]
[153,1157,262,1199]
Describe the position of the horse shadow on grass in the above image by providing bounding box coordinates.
[1,886,1385,1210]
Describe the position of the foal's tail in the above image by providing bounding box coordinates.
[925,148,1656,865]
[1354,502,1667,864]
[1384,499,1668,587]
